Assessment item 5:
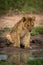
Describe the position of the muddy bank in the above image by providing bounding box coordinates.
[0,34,43,53]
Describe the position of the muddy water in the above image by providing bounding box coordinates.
[0,50,43,65]
[8,52,31,64]
[8,51,43,64]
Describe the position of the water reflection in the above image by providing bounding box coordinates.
[8,52,31,64]
[0,50,43,64]
[0,54,8,60]
[8,51,43,64]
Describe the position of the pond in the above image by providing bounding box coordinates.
[0,50,43,65]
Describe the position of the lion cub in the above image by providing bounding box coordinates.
[6,16,35,48]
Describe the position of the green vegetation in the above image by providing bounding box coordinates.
[26,59,43,65]
[31,27,43,36]
[0,59,43,65]
[0,61,14,65]
[0,32,3,36]
[0,27,12,36]
[3,27,12,31]
[0,0,43,16]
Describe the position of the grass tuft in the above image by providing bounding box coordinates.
[3,27,12,31]
[31,27,43,36]
[26,59,43,65]
[0,61,15,65]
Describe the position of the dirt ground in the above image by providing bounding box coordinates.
[0,14,43,29]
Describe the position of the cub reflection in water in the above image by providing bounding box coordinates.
[8,52,31,64]
[6,16,35,48]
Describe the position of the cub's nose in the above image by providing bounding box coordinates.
[29,29,31,32]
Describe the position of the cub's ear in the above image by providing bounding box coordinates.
[22,17,26,22]
[32,16,36,21]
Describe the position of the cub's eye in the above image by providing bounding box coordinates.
[27,25,29,27]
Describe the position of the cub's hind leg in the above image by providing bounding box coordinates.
[11,32,20,48]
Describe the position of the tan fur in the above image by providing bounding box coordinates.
[6,16,35,48]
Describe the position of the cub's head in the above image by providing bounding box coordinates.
[22,16,35,32]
